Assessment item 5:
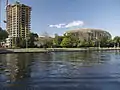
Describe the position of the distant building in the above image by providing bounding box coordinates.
[65,28,111,41]
[0,41,5,48]
[34,36,53,48]
[6,1,31,48]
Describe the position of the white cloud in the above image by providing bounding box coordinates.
[49,23,65,28]
[65,21,84,28]
[49,20,84,28]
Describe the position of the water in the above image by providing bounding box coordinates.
[0,50,120,90]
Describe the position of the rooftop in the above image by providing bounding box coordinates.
[7,1,31,8]
[66,28,108,33]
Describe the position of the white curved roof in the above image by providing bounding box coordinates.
[66,28,107,33]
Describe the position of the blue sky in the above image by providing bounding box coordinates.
[1,0,120,37]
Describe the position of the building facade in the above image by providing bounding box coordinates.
[6,1,31,47]
[65,28,111,41]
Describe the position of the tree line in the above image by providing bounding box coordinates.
[1,27,120,48]
[37,33,120,48]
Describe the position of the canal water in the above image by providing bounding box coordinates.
[0,51,120,90]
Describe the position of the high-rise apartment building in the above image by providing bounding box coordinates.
[6,1,31,47]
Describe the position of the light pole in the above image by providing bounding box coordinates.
[25,34,30,49]
[26,37,28,48]
[95,37,100,49]
[87,31,93,47]
[25,26,29,49]
[98,41,100,49]
[117,42,119,48]
[113,41,116,48]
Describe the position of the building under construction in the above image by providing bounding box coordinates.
[6,0,31,48]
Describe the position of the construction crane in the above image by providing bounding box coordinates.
[0,0,1,27]
[0,0,9,27]
[3,0,8,24]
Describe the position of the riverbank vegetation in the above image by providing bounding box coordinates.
[0,27,8,42]
[36,33,120,48]
[1,27,120,48]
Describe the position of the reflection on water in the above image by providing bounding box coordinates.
[0,53,32,83]
[0,51,120,90]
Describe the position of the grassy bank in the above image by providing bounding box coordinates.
[0,47,120,54]
[4,47,120,53]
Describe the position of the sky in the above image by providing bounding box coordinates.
[0,0,120,37]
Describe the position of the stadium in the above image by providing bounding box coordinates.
[65,28,111,41]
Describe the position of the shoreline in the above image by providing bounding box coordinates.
[0,48,120,54]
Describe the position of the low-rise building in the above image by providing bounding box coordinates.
[5,35,12,48]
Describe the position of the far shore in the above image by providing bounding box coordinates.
[0,47,120,54]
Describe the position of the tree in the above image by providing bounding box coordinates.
[77,40,91,47]
[17,38,26,48]
[28,32,38,48]
[113,36,120,47]
[53,34,63,47]
[105,39,114,47]
[60,33,79,48]
[99,37,108,47]
[60,37,72,47]
[0,27,8,42]
[37,32,53,48]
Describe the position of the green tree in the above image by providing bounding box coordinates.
[77,40,92,47]
[105,39,114,47]
[37,32,53,48]
[17,38,26,48]
[28,32,38,48]
[99,37,108,47]
[0,27,8,42]
[113,36,120,47]
[60,37,72,47]
[53,34,63,47]
[62,33,80,48]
